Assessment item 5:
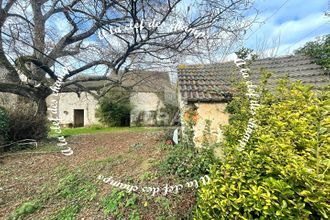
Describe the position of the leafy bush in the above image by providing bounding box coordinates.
[6,103,49,142]
[0,106,9,144]
[195,80,330,219]
[295,34,330,70]
[96,89,132,126]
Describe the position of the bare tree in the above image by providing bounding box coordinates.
[0,0,254,115]
[254,34,281,58]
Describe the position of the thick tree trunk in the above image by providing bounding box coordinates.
[34,84,53,116]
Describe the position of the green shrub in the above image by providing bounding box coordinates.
[182,108,198,148]
[295,34,330,70]
[195,80,330,219]
[96,89,132,126]
[7,106,49,142]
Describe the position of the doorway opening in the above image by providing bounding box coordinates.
[74,109,84,127]
[120,113,130,126]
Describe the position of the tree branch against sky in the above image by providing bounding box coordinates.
[0,0,254,115]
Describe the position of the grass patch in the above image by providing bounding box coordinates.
[92,155,125,165]
[34,144,61,153]
[49,126,161,137]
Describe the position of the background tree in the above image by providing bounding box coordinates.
[295,34,330,70]
[96,88,131,127]
[0,0,255,116]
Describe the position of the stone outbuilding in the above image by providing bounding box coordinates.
[47,71,177,127]
[177,55,330,148]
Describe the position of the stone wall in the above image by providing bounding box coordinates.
[46,92,100,127]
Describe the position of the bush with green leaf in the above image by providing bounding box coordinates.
[295,34,330,70]
[96,89,132,126]
[195,80,330,219]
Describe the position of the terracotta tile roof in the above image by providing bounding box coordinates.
[178,73,233,103]
[178,55,330,103]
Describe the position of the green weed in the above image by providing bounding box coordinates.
[100,189,140,219]
[8,200,42,220]
[50,204,81,220]
[56,171,97,201]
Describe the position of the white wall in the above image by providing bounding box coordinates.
[130,92,166,126]
[46,92,100,127]
[46,91,173,127]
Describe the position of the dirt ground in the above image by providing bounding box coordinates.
[0,130,195,219]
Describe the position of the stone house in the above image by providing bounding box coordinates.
[177,55,330,148]
[46,71,177,127]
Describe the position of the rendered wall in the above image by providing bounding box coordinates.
[46,92,100,127]
[193,103,229,148]
[130,92,167,126]
[46,91,174,127]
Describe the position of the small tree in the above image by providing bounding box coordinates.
[96,90,132,127]
[235,47,259,61]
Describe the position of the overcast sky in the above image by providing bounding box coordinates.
[243,0,329,56]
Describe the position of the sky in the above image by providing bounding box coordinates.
[243,0,330,57]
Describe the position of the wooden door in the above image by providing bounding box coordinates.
[74,109,84,127]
